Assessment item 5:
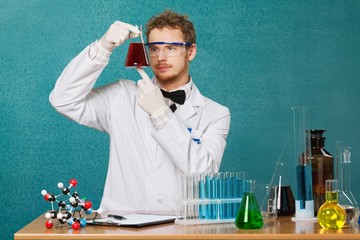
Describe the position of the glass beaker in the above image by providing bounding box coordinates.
[125,25,149,68]
[317,179,346,229]
[235,180,263,229]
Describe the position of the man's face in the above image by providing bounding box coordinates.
[147,27,196,89]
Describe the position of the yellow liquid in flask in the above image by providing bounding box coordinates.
[317,191,346,229]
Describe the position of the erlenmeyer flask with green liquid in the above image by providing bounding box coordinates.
[235,180,264,229]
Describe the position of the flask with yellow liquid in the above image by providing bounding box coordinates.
[317,179,346,229]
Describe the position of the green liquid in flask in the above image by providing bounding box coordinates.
[235,192,263,229]
[317,188,346,229]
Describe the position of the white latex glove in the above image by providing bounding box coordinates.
[136,68,168,116]
[99,21,140,52]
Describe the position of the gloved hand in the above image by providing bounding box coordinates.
[99,21,140,52]
[136,68,168,116]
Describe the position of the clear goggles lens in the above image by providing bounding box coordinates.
[146,42,192,57]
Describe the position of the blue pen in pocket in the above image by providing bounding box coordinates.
[188,128,201,144]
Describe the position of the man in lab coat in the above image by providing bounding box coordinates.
[50,10,230,212]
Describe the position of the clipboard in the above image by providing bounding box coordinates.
[87,213,176,228]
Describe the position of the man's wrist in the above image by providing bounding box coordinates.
[88,41,112,64]
[150,106,173,129]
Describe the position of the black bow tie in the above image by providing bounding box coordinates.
[161,89,186,105]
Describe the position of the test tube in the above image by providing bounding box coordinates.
[199,173,206,219]
[193,173,200,219]
[187,173,195,219]
[212,173,219,219]
[205,173,218,219]
[217,173,225,219]
[236,172,247,218]
[228,172,235,219]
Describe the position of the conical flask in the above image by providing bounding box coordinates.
[336,145,359,225]
[235,180,263,229]
[125,25,149,68]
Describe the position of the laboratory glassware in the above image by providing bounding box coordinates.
[235,180,263,229]
[125,25,149,68]
[291,106,316,221]
[336,146,359,225]
[317,179,346,229]
[277,185,295,216]
[310,129,334,215]
[260,137,295,220]
[176,172,245,225]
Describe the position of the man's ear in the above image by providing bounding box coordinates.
[188,44,197,61]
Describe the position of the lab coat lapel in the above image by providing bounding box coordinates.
[175,84,205,121]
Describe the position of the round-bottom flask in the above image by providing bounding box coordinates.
[317,179,346,229]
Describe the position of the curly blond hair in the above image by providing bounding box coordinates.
[146,10,196,44]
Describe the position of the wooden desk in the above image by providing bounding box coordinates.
[15,214,360,239]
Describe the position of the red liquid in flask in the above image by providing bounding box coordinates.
[125,43,149,67]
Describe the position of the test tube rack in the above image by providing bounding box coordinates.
[175,172,247,225]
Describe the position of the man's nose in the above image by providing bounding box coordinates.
[157,49,167,61]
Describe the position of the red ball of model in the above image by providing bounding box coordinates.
[84,201,92,210]
[69,179,78,187]
[72,222,80,230]
[45,220,53,229]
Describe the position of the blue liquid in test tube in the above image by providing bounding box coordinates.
[211,174,218,219]
[205,174,212,219]
[226,173,235,218]
[296,164,313,209]
[218,173,225,219]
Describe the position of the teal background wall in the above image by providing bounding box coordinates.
[1,0,360,238]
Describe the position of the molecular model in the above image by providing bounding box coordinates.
[41,178,93,230]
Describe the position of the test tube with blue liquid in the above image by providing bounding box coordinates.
[226,172,237,219]
[223,172,243,219]
[218,173,226,219]
[206,173,218,219]
[198,173,206,219]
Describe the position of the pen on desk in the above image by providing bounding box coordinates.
[108,214,127,220]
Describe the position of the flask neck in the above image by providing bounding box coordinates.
[325,191,339,203]
[311,137,325,149]
[310,129,326,149]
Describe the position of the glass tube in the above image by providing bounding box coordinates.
[291,106,315,221]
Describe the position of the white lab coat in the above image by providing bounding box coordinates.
[49,44,230,212]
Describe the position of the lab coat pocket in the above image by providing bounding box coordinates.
[189,129,201,144]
